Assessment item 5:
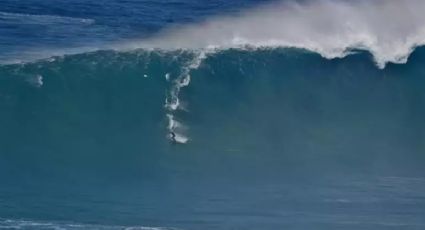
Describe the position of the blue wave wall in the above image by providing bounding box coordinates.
[1,47,425,228]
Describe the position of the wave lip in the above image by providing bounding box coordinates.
[2,0,425,68]
[128,0,425,68]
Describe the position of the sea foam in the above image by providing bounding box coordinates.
[3,0,425,69]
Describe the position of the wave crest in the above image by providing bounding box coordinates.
[130,0,425,68]
[3,0,425,68]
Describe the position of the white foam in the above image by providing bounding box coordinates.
[164,51,208,112]
[162,51,209,142]
[165,73,171,81]
[4,0,425,68]
[166,114,176,130]
[35,74,43,87]
[26,74,43,88]
[166,114,189,144]
[173,133,189,144]
[131,0,425,68]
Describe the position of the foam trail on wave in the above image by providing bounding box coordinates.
[132,0,425,68]
[164,51,208,143]
[166,114,188,144]
[164,51,207,110]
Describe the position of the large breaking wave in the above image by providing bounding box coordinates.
[2,27,425,230]
[123,0,425,68]
[2,46,425,152]
[3,0,425,68]
[2,1,425,229]
[3,0,425,142]
[0,0,425,163]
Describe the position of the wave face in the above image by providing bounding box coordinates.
[1,48,425,229]
[2,0,425,229]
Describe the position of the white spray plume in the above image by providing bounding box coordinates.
[131,0,425,68]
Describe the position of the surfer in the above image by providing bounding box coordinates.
[170,131,177,143]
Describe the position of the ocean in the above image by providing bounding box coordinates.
[1,0,425,229]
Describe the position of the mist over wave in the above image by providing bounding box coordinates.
[2,1,425,229]
[2,0,425,68]
[130,0,425,68]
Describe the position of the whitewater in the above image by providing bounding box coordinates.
[2,0,425,68]
[1,0,425,230]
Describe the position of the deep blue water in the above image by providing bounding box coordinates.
[0,0,269,63]
[1,1,425,230]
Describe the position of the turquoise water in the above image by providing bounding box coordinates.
[1,48,425,229]
[1,0,425,229]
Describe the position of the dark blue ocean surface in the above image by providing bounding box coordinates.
[1,1,425,230]
[0,0,270,63]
